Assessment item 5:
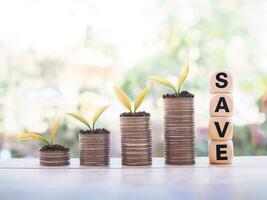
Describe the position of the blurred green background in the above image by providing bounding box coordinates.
[0,0,267,158]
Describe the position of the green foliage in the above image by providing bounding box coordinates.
[16,133,50,146]
[114,86,150,113]
[134,87,150,112]
[3,0,266,157]
[114,87,132,112]
[16,117,62,146]
[67,113,92,129]
[67,105,110,130]
[149,65,189,94]
[49,117,62,145]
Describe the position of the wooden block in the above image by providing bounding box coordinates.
[210,94,233,117]
[209,117,233,140]
[210,71,233,93]
[208,140,234,164]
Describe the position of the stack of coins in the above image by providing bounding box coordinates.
[120,116,152,166]
[79,133,110,166]
[163,97,195,165]
[39,150,70,166]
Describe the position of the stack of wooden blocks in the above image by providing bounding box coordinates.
[209,72,234,164]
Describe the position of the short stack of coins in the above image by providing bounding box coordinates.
[120,116,152,166]
[163,97,195,165]
[209,72,234,164]
[79,133,110,166]
[39,150,70,166]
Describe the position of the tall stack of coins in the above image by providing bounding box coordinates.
[79,131,110,166]
[163,95,195,165]
[39,149,70,166]
[120,115,152,166]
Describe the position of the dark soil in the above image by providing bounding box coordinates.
[40,144,69,152]
[80,128,110,134]
[120,111,150,117]
[163,91,194,98]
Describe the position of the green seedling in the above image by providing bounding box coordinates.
[149,65,189,94]
[67,105,110,130]
[114,86,150,113]
[16,117,62,146]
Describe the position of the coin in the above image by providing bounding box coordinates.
[163,97,195,165]
[39,150,70,166]
[120,115,152,166]
[79,132,110,166]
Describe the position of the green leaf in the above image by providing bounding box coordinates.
[134,86,150,112]
[92,105,110,129]
[67,113,91,129]
[16,133,50,146]
[177,65,189,94]
[149,76,177,93]
[114,87,132,112]
[49,117,62,145]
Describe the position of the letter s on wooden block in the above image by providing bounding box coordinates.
[208,140,234,164]
[210,71,233,93]
[209,117,233,140]
[210,94,233,117]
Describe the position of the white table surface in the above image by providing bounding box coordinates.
[1,157,267,200]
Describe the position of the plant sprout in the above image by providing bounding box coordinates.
[114,86,150,113]
[149,65,189,94]
[67,105,110,130]
[16,117,62,146]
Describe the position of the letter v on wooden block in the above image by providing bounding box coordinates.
[209,117,233,140]
[210,94,233,117]
[210,71,233,93]
[208,140,233,164]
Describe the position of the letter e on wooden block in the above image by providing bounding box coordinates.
[208,140,234,164]
[210,71,233,93]
[209,117,233,140]
[210,94,233,117]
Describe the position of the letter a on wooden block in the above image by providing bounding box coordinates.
[210,71,233,93]
[209,117,233,140]
[208,140,233,164]
[210,94,233,117]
